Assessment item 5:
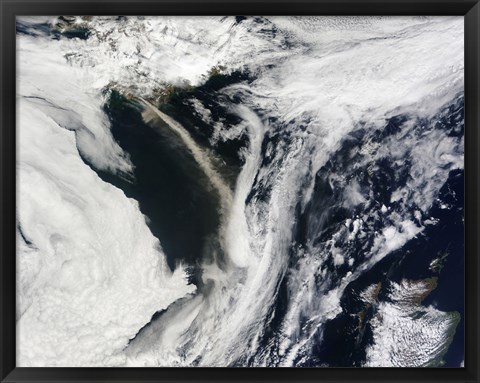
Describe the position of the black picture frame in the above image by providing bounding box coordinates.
[1,1,478,382]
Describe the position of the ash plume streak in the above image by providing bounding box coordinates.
[138,97,233,213]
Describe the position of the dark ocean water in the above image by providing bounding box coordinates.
[101,99,221,287]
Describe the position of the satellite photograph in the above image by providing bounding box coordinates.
[16,16,464,367]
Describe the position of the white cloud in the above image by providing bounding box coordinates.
[17,32,195,367]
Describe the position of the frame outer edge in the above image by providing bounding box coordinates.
[2,1,480,382]
[1,0,17,381]
[464,1,480,382]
